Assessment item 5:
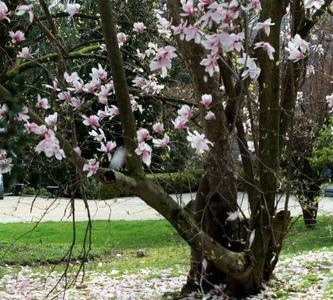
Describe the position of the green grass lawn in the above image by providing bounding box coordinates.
[0,216,332,273]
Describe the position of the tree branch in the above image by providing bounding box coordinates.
[97,0,143,175]
[34,16,68,58]
[39,12,100,22]
[2,44,102,82]
[0,82,252,278]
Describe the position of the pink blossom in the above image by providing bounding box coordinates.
[45,79,61,92]
[65,3,80,17]
[135,142,152,166]
[201,34,220,55]
[16,106,30,122]
[9,31,25,43]
[254,18,275,36]
[17,47,33,59]
[45,112,57,128]
[177,105,192,119]
[221,32,244,53]
[150,46,177,77]
[153,134,170,151]
[287,45,305,62]
[69,97,84,110]
[200,54,219,77]
[290,34,309,52]
[67,79,84,93]
[117,32,127,46]
[83,159,99,177]
[0,1,9,22]
[110,105,120,119]
[171,22,186,40]
[137,128,150,143]
[153,122,165,134]
[57,91,71,101]
[139,76,164,94]
[287,34,309,62]
[90,64,108,82]
[201,94,212,108]
[96,84,113,105]
[97,107,111,120]
[172,116,188,129]
[254,42,275,60]
[133,22,146,33]
[97,141,117,161]
[84,79,101,94]
[304,0,325,9]
[35,130,65,160]
[83,115,100,129]
[89,128,106,142]
[64,72,80,84]
[25,123,47,135]
[199,3,224,28]
[199,0,213,7]
[36,95,50,110]
[228,0,240,14]
[205,111,216,120]
[156,14,171,36]
[237,54,261,80]
[250,0,262,11]
[183,25,201,44]
[16,4,34,23]
[181,0,194,17]
[187,130,213,154]
[131,99,143,113]
[133,76,146,88]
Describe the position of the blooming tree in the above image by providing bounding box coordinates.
[0,0,333,297]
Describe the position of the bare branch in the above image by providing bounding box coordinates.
[2,44,102,82]
[34,16,68,57]
[97,0,143,175]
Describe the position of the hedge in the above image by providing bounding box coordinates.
[23,169,250,199]
[97,169,203,200]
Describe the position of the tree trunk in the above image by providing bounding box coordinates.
[164,0,290,297]
[301,200,318,228]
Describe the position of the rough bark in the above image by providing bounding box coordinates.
[166,0,241,293]
[249,0,287,290]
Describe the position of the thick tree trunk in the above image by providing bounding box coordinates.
[297,183,320,228]
[165,0,289,297]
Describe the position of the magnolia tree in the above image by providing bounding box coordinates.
[0,0,332,297]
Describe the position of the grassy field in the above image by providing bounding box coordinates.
[0,216,331,273]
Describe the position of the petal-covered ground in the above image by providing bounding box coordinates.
[0,250,332,299]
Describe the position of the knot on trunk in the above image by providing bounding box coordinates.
[103,170,116,183]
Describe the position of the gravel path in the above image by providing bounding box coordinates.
[0,193,332,223]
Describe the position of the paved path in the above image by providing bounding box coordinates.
[0,193,332,223]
